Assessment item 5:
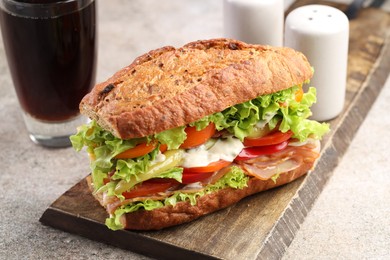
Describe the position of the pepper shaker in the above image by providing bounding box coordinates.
[285,5,349,121]
[223,0,284,46]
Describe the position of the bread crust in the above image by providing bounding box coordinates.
[80,38,312,139]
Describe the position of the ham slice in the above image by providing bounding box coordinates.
[236,139,320,181]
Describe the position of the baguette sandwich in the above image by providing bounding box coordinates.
[71,38,329,231]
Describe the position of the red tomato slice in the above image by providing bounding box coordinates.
[181,160,231,184]
[243,130,293,147]
[181,171,214,184]
[180,123,216,149]
[115,142,167,159]
[159,144,168,153]
[183,160,231,173]
[115,142,156,159]
[122,179,179,199]
[234,141,288,161]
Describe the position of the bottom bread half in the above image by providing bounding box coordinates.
[87,159,313,230]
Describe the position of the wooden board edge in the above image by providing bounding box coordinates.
[39,205,218,260]
[256,28,390,259]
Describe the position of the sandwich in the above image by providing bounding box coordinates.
[71,38,329,231]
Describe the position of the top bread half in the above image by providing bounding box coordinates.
[80,38,313,139]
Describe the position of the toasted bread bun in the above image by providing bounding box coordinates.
[80,38,312,139]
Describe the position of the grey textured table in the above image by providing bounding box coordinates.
[0,0,389,259]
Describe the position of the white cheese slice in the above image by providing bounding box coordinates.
[181,136,244,168]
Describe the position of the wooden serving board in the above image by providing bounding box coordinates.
[40,2,390,259]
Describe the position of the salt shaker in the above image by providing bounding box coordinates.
[284,5,349,121]
[223,0,284,46]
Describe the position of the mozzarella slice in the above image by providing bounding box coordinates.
[181,136,244,168]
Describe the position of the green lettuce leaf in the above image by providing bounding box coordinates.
[112,147,160,182]
[278,87,329,141]
[156,167,183,182]
[70,120,145,189]
[154,126,186,150]
[210,86,329,141]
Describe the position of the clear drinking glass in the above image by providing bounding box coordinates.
[0,0,97,147]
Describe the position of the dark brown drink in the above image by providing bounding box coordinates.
[0,0,97,122]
